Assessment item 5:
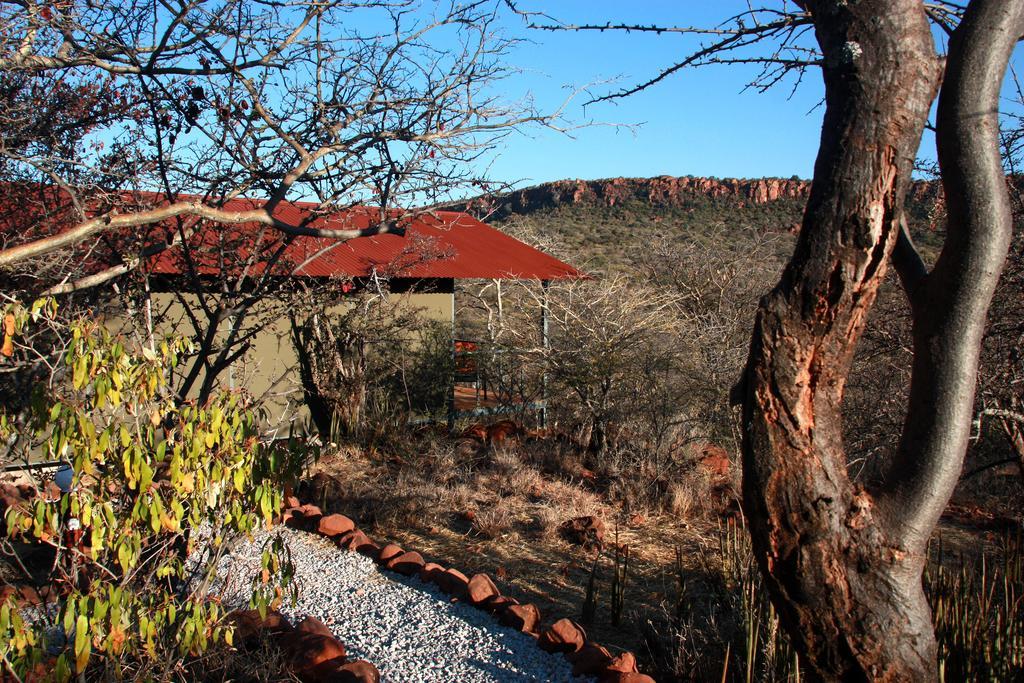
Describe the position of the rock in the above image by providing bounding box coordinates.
[487,420,524,446]
[698,444,731,480]
[377,543,403,565]
[284,632,347,681]
[606,652,639,674]
[560,516,605,550]
[340,530,370,551]
[1,585,57,608]
[600,674,656,683]
[318,514,355,538]
[466,573,499,606]
[435,568,469,597]
[499,603,541,633]
[228,609,293,645]
[355,540,380,559]
[330,659,380,683]
[419,562,445,583]
[285,503,323,530]
[387,551,425,576]
[461,423,488,442]
[472,177,812,220]
[569,642,612,676]
[538,618,586,653]
[481,595,518,613]
[295,616,335,638]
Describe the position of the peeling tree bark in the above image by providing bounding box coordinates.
[738,0,1024,680]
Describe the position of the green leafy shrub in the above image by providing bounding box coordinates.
[0,302,299,680]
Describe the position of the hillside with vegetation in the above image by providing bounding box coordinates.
[453,175,948,272]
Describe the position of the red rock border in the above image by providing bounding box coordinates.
[228,608,380,683]
[279,496,656,683]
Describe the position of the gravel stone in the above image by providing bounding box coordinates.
[208,526,589,682]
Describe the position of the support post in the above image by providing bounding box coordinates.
[447,285,456,431]
[540,279,550,429]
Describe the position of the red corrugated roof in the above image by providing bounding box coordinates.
[0,187,582,281]
[146,199,581,280]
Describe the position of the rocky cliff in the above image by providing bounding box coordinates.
[453,175,948,221]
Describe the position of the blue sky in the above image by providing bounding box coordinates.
[481,2,1023,188]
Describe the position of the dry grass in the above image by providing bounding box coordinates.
[530,503,561,539]
[304,431,730,677]
[471,499,516,539]
[664,480,698,518]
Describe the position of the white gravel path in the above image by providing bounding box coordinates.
[209,526,589,683]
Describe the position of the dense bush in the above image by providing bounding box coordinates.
[0,301,299,680]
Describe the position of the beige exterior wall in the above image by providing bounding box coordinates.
[105,287,453,433]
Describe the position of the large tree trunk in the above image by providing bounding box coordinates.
[738,0,1024,680]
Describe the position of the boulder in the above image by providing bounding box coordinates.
[600,674,656,683]
[284,632,347,681]
[466,573,499,606]
[295,616,335,638]
[330,659,380,683]
[419,562,445,583]
[569,642,612,676]
[387,551,425,576]
[481,595,518,613]
[606,652,638,674]
[340,530,371,551]
[285,503,323,530]
[227,609,293,644]
[560,516,605,550]
[318,514,355,538]
[498,603,541,633]
[435,568,469,597]
[377,543,403,565]
[538,618,586,654]
[355,540,380,559]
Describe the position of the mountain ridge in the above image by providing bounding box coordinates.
[450,175,946,222]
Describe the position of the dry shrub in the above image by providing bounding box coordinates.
[190,632,299,683]
[379,470,442,527]
[471,499,515,539]
[520,435,585,478]
[540,478,600,520]
[607,474,659,514]
[491,444,523,475]
[445,482,478,512]
[499,465,544,499]
[665,480,698,518]
[530,503,561,539]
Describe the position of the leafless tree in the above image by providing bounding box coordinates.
[0,1,563,274]
[532,1,1024,678]
[0,0,569,417]
[634,232,782,451]
[509,275,689,464]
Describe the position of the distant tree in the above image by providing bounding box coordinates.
[512,275,688,465]
[533,0,1024,678]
